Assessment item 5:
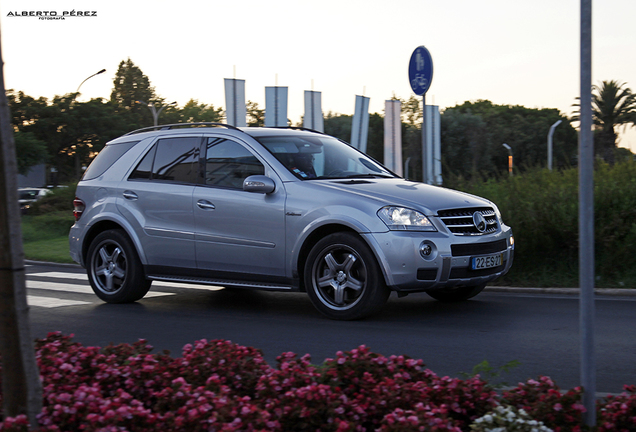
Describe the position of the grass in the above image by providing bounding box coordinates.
[21,210,76,264]
[23,236,75,264]
[20,185,78,264]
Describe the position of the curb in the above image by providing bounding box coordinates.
[485,286,636,296]
[25,260,82,269]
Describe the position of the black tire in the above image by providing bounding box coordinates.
[86,229,151,303]
[304,232,390,320]
[426,283,486,302]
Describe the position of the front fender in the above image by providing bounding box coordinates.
[287,209,391,285]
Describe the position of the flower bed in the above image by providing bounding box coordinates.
[0,333,635,431]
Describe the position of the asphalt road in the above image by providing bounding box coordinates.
[25,262,636,395]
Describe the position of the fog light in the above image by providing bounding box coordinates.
[421,241,436,258]
[419,241,437,260]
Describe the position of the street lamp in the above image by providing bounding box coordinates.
[502,143,513,176]
[76,69,106,93]
[136,100,177,126]
[68,68,105,181]
[547,119,562,170]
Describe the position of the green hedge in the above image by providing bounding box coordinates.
[452,160,636,288]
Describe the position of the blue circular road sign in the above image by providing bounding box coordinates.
[408,46,433,96]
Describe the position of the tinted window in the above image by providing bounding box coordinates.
[82,141,139,180]
[205,138,264,189]
[129,137,200,184]
[128,144,156,180]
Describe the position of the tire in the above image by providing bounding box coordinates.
[304,232,390,320]
[86,229,151,303]
[426,283,486,302]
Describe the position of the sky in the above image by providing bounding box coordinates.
[2,0,635,151]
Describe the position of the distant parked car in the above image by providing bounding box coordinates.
[18,187,50,214]
[69,123,514,320]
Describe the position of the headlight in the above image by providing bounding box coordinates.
[377,206,437,231]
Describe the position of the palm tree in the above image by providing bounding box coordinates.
[591,80,636,163]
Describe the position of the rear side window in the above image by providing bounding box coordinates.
[82,141,139,180]
[129,137,201,184]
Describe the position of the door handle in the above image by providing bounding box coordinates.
[123,191,138,200]
[197,200,216,210]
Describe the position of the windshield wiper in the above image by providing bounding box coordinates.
[343,173,394,179]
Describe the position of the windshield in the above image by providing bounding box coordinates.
[257,135,396,180]
[19,190,40,200]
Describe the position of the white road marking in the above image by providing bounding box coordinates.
[27,295,91,308]
[28,272,224,291]
[25,270,226,308]
[26,281,174,298]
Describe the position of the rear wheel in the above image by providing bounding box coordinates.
[426,283,486,302]
[87,229,151,303]
[304,232,390,320]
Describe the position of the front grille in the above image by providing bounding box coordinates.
[438,207,498,235]
[451,239,508,257]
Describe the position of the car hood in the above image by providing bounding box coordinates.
[313,178,493,215]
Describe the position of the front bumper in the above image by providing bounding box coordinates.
[363,225,514,292]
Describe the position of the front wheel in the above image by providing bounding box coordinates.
[86,229,151,303]
[304,232,390,320]
[426,283,486,302]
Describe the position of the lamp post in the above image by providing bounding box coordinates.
[136,100,177,126]
[502,143,513,176]
[69,69,105,180]
[547,120,562,170]
[76,68,106,93]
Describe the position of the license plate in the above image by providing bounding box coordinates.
[471,253,503,270]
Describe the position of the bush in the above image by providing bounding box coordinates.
[450,161,636,288]
[4,334,635,431]
[470,405,553,432]
[502,376,586,431]
[28,184,77,215]
[596,385,636,431]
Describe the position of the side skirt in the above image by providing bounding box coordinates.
[144,265,298,292]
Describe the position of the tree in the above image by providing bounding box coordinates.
[590,80,636,163]
[392,95,422,126]
[110,58,156,126]
[441,100,577,180]
[0,35,42,426]
[246,100,264,127]
[324,112,352,141]
[367,113,385,163]
[440,109,489,178]
[14,131,47,175]
[171,99,223,124]
[7,91,131,183]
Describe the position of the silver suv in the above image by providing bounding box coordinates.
[69,123,514,320]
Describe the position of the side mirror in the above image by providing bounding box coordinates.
[243,175,276,194]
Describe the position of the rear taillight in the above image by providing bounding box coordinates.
[73,197,85,221]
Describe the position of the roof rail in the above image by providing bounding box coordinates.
[270,126,326,135]
[124,122,242,136]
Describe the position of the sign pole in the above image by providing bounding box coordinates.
[579,0,596,426]
[422,94,427,183]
